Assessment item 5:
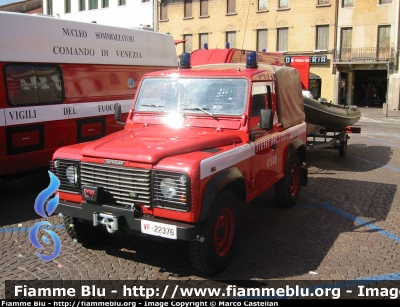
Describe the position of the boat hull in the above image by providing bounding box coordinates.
[304,98,361,133]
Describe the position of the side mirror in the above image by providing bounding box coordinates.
[114,103,125,126]
[260,109,273,130]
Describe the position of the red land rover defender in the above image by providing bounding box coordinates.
[52,53,308,275]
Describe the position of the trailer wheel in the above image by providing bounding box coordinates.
[63,215,107,246]
[275,152,301,208]
[189,190,239,275]
[339,139,348,157]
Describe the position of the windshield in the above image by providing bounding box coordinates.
[134,78,248,116]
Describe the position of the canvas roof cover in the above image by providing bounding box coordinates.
[264,65,305,129]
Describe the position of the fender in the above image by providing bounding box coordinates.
[288,137,306,163]
[287,138,307,186]
[199,167,246,222]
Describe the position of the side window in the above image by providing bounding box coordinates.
[5,65,63,106]
[251,94,265,117]
[251,85,272,117]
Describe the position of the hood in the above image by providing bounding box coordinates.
[81,125,242,163]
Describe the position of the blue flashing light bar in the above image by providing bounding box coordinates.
[180,53,191,69]
[246,51,258,68]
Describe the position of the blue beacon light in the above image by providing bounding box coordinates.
[246,51,258,69]
[180,53,191,69]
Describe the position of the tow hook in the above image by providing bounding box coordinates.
[93,212,119,233]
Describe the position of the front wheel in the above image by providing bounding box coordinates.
[189,190,239,275]
[275,152,301,208]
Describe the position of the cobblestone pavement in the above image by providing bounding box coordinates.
[1,107,399,298]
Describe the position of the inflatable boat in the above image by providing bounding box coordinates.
[303,97,361,134]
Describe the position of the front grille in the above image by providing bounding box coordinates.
[81,162,151,207]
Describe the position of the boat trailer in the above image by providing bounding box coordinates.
[306,126,361,157]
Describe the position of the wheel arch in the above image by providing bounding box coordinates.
[199,167,246,222]
[288,137,306,163]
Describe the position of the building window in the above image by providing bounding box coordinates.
[89,0,98,9]
[340,27,352,60]
[257,29,268,51]
[227,0,235,14]
[199,33,208,49]
[316,25,329,50]
[184,35,193,53]
[226,31,236,48]
[378,25,391,60]
[79,0,85,11]
[342,0,354,7]
[277,28,288,51]
[142,0,150,2]
[258,0,267,11]
[379,0,392,4]
[200,0,208,16]
[278,0,289,9]
[184,0,192,18]
[47,0,53,15]
[318,0,330,4]
[102,0,109,8]
[160,0,168,20]
[65,0,71,13]
[118,0,126,6]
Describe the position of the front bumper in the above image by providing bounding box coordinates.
[55,200,197,241]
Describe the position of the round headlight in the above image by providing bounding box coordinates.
[160,178,177,199]
[66,165,78,184]
[53,160,60,168]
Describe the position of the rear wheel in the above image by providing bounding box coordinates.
[189,190,239,275]
[275,152,301,208]
[63,215,107,246]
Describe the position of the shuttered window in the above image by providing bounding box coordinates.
[341,28,352,48]
[160,0,168,20]
[47,0,53,15]
[89,0,98,9]
[340,27,352,61]
[226,31,236,48]
[257,29,268,52]
[102,0,109,8]
[65,0,71,13]
[79,0,85,11]
[379,0,392,3]
[277,28,288,51]
[378,25,391,60]
[184,0,192,18]
[316,25,329,50]
[278,0,288,9]
[258,0,267,11]
[200,0,208,16]
[118,0,126,5]
[342,0,354,7]
[318,0,330,4]
[227,0,236,14]
[184,35,193,53]
[199,33,208,49]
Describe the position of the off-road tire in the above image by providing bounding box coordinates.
[189,190,239,276]
[275,152,301,208]
[63,215,107,246]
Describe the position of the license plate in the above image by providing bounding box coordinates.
[141,220,177,240]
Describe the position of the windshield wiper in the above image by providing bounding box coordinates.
[140,104,166,113]
[182,107,218,120]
